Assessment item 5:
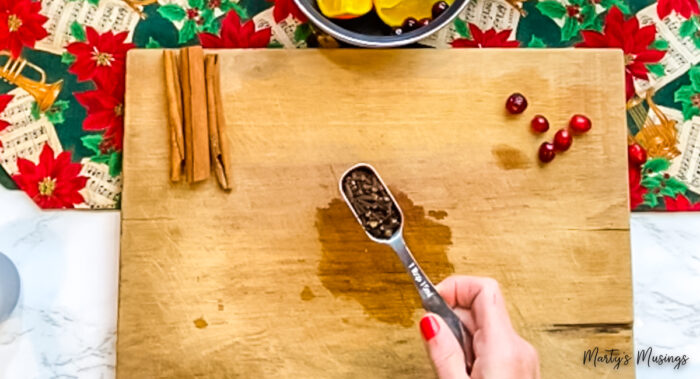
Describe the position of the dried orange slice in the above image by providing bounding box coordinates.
[374,0,454,27]
[317,0,373,19]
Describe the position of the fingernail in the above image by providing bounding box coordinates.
[419,315,440,341]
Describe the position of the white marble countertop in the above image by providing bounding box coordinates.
[0,184,699,378]
[0,187,119,378]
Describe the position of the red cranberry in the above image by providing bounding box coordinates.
[628,143,647,167]
[553,129,572,151]
[569,114,591,133]
[505,93,528,114]
[418,18,431,27]
[402,17,418,31]
[432,1,449,18]
[538,142,556,163]
[530,115,549,133]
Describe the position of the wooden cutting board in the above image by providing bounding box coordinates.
[119,49,632,378]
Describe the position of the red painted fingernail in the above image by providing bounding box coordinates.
[420,315,440,341]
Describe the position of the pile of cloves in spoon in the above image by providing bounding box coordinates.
[342,167,401,239]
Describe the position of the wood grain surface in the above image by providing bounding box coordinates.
[119,49,632,378]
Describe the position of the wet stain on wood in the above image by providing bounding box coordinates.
[218,299,224,311]
[300,286,315,301]
[194,317,208,329]
[428,210,448,220]
[492,144,530,170]
[315,190,454,327]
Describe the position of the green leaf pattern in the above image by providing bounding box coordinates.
[674,66,700,120]
[650,39,669,50]
[644,158,671,173]
[81,134,123,176]
[61,52,76,65]
[158,1,251,44]
[30,102,40,121]
[679,18,697,38]
[45,101,70,125]
[145,37,162,48]
[536,1,566,19]
[536,0,603,42]
[646,63,665,78]
[70,21,86,42]
[527,35,547,47]
[31,101,69,125]
[639,158,686,208]
[581,5,601,31]
[561,17,580,41]
[157,4,186,22]
[600,0,631,14]
[81,134,103,155]
[179,19,198,43]
[454,18,469,38]
[294,24,312,43]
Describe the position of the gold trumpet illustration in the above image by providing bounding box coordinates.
[0,51,63,113]
[123,0,158,18]
[628,90,681,161]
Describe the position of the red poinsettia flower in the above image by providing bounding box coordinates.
[0,94,13,148]
[0,0,48,58]
[657,0,700,20]
[75,78,125,152]
[451,24,519,48]
[577,7,665,100]
[629,166,647,210]
[12,144,88,209]
[66,27,134,84]
[269,0,307,22]
[198,11,271,48]
[663,194,700,211]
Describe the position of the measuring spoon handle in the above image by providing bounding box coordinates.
[390,240,474,373]
[424,291,473,369]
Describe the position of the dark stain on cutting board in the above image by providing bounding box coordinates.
[315,190,454,327]
[428,210,448,220]
[300,286,315,301]
[492,144,530,170]
[193,317,208,329]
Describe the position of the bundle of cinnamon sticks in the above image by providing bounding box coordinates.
[163,47,232,190]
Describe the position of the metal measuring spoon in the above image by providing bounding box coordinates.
[339,163,473,372]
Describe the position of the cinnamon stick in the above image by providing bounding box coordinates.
[204,54,232,191]
[180,47,193,182]
[163,50,184,182]
[180,46,210,183]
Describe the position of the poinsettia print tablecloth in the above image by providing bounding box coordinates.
[0,0,699,211]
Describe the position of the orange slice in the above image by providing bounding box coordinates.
[374,0,454,27]
[317,0,373,19]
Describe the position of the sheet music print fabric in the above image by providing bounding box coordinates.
[0,0,699,210]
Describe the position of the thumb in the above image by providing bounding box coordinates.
[419,313,469,379]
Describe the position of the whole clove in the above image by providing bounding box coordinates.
[341,167,401,239]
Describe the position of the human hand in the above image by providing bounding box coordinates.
[418,276,540,379]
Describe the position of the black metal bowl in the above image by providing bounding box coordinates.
[294,0,470,47]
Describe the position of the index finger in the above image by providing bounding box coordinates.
[436,275,513,334]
